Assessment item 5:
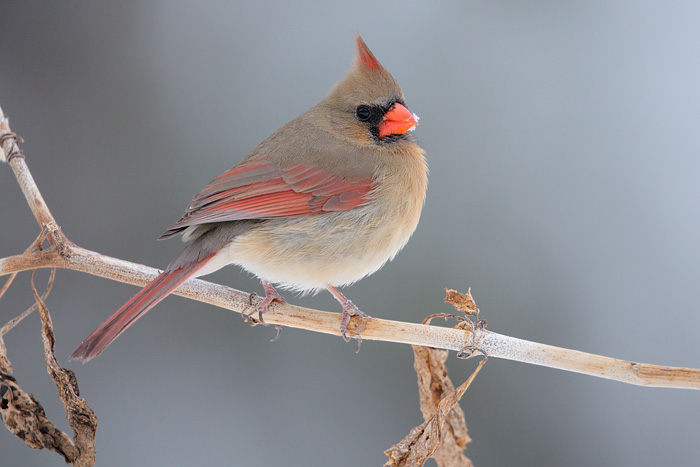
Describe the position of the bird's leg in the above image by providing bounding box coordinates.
[326,285,369,346]
[258,279,287,327]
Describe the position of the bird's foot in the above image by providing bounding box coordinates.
[258,293,286,322]
[340,302,369,347]
[327,285,370,352]
[258,279,287,325]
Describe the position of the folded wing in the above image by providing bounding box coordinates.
[159,157,374,239]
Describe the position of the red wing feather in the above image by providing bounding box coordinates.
[159,158,374,239]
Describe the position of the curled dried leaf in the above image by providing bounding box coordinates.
[0,353,10,373]
[30,270,97,467]
[0,372,78,462]
[387,288,487,466]
[385,344,485,467]
[444,288,478,316]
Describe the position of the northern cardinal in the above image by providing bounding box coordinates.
[71,34,427,362]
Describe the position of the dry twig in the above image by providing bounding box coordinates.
[0,231,53,372]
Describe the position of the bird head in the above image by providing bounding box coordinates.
[322,34,419,147]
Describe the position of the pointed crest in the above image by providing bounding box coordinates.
[324,33,403,119]
[355,33,382,72]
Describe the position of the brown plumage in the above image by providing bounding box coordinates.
[71,34,427,362]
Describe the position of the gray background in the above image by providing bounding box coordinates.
[2,2,700,466]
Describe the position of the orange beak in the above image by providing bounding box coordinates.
[378,103,419,138]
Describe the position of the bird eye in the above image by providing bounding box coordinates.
[355,105,371,122]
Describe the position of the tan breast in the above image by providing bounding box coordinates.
[217,144,427,292]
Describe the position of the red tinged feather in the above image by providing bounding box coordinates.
[159,158,374,239]
[355,34,381,71]
[70,254,215,361]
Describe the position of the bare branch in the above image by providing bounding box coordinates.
[3,241,699,389]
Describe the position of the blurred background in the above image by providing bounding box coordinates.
[2,2,700,466]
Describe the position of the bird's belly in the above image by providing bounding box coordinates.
[219,206,418,292]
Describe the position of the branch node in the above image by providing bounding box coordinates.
[0,130,24,163]
[43,222,71,256]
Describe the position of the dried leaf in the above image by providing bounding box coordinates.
[384,419,434,467]
[386,289,488,467]
[385,345,485,467]
[0,353,10,373]
[30,270,98,467]
[0,372,78,462]
[444,288,478,316]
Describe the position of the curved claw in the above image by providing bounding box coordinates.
[340,314,353,342]
[270,325,283,342]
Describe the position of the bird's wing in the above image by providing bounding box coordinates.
[159,157,374,239]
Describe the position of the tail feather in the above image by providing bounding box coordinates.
[70,255,213,362]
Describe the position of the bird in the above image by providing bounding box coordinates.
[70,34,427,362]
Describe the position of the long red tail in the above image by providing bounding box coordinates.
[70,255,213,362]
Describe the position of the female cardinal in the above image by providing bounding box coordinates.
[71,34,427,362]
